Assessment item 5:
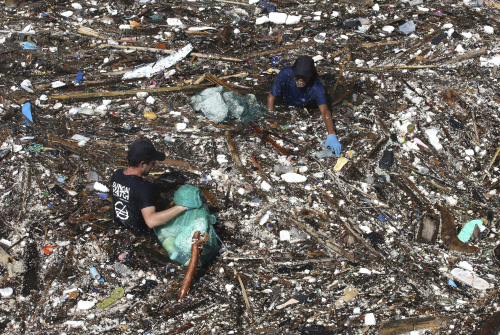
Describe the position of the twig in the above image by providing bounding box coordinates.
[236,272,254,320]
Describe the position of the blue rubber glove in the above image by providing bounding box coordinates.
[324,134,342,156]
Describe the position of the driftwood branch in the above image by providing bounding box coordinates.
[48,84,212,100]
[443,46,487,65]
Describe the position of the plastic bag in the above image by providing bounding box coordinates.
[189,86,266,124]
[154,185,218,266]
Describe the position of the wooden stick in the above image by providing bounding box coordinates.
[48,84,212,100]
[333,66,344,92]
[178,231,203,300]
[224,182,232,210]
[247,121,289,156]
[236,272,254,319]
[482,147,500,181]
[287,216,356,262]
[361,40,399,48]
[226,131,266,199]
[471,109,480,143]
[248,41,315,57]
[99,44,245,62]
[443,46,487,65]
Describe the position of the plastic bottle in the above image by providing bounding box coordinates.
[89,267,101,280]
[468,0,485,5]
[273,164,298,173]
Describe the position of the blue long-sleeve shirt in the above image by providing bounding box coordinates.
[270,67,327,107]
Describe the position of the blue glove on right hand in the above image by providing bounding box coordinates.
[324,134,342,156]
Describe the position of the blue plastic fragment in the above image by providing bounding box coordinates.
[57,178,65,182]
[378,214,386,222]
[22,102,33,125]
[251,198,259,202]
[99,193,108,199]
[93,288,99,293]
[22,42,37,50]
[75,71,83,84]
[271,55,282,65]
[448,279,457,287]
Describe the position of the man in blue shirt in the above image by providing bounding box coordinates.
[267,56,342,155]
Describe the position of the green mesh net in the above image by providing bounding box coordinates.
[154,185,219,266]
[189,86,266,124]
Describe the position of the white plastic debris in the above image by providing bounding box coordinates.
[146,96,156,105]
[64,321,85,327]
[425,129,442,150]
[269,12,287,24]
[445,196,458,206]
[280,230,291,241]
[484,26,494,34]
[167,18,183,26]
[51,81,66,88]
[0,288,13,298]
[261,181,272,191]
[259,212,271,225]
[175,123,187,131]
[122,44,193,79]
[136,92,148,99]
[256,16,270,25]
[77,300,95,310]
[465,149,474,156]
[20,79,33,92]
[373,3,379,11]
[451,268,490,290]
[382,26,395,33]
[281,173,307,183]
[286,15,301,25]
[365,313,376,325]
[72,3,82,9]
[94,182,109,192]
[60,11,74,17]
[458,261,473,272]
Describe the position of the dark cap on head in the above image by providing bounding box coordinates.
[292,55,317,78]
[127,139,166,162]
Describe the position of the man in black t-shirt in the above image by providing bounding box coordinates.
[111,139,187,234]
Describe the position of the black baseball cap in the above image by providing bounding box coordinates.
[292,55,317,78]
[127,139,166,162]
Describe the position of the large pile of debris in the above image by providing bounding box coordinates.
[1,0,500,333]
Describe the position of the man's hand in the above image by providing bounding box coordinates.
[325,134,342,156]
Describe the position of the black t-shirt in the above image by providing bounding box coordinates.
[111,169,155,234]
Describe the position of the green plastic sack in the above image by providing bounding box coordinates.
[154,185,218,266]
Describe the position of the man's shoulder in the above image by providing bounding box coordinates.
[279,66,293,76]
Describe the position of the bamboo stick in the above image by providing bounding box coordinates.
[248,41,316,57]
[236,272,254,319]
[99,44,245,62]
[443,46,487,65]
[48,84,212,100]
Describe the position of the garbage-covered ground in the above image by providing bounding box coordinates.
[1,0,500,333]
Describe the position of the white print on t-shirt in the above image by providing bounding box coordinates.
[114,201,129,221]
[113,182,130,200]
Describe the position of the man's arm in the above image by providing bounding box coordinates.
[267,93,276,111]
[319,104,335,135]
[141,205,187,229]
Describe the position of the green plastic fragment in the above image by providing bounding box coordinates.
[457,219,483,242]
[97,287,124,309]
